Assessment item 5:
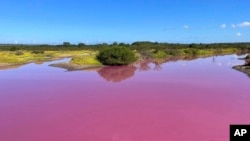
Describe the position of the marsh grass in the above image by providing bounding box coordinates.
[70,54,101,65]
[0,50,99,65]
[145,48,239,59]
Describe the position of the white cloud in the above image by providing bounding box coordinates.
[231,24,236,28]
[238,22,250,27]
[183,25,189,29]
[14,40,18,44]
[220,24,226,28]
[236,32,242,37]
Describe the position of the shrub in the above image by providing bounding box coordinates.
[63,42,71,46]
[139,50,153,59]
[183,48,198,56]
[97,47,136,65]
[78,43,85,47]
[15,51,24,56]
[9,47,18,51]
[166,49,181,56]
[31,50,44,54]
[152,50,167,58]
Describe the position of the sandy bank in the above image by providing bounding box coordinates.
[49,63,103,71]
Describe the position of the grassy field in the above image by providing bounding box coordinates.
[0,50,101,65]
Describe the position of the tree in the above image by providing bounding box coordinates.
[78,43,85,47]
[112,42,118,46]
[97,47,136,65]
[118,42,126,46]
[9,47,18,51]
[63,42,71,46]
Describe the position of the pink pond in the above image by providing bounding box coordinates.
[1,54,250,141]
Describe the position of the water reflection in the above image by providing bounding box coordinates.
[98,65,137,82]
[97,55,243,83]
[137,60,152,71]
[136,60,163,71]
[97,60,164,83]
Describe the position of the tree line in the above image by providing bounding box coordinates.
[0,41,250,51]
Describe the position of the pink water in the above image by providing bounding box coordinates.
[1,54,250,141]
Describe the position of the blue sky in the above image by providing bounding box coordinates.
[0,0,249,44]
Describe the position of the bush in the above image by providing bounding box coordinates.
[15,51,24,56]
[97,47,136,65]
[166,49,181,56]
[152,50,167,58]
[9,47,18,51]
[139,50,153,59]
[183,48,198,56]
[31,50,44,54]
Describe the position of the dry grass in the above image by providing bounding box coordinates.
[0,50,100,65]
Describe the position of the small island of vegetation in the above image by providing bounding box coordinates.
[97,47,136,65]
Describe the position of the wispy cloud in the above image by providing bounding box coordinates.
[231,24,236,28]
[236,32,242,37]
[183,25,189,29]
[220,24,226,28]
[238,22,250,27]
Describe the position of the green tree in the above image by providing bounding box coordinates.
[78,43,85,47]
[9,47,18,51]
[112,42,118,46]
[97,47,136,65]
[119,42,127,46]
[63,42,71,46]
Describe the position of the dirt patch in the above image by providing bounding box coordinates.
[49,63,104,71]
[0,63,25,70]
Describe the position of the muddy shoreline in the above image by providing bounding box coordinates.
[232,55,250,77]
[49,63,104,71]
[233,65,250,76]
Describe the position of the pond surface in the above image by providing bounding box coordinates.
[0,54,250,141]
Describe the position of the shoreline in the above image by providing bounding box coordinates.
[0,56,73,70]
[232,55,250,76]
[49,53,244,71]
[49,63,104,71]
[1,52,248,71]
[233,65,250,77]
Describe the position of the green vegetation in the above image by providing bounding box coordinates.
[0,50,97,65]
[31,50,44,54]
[0,42,250,67]
[0,51,49,64]
[70,52,101,65]
[97,47,136,65]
